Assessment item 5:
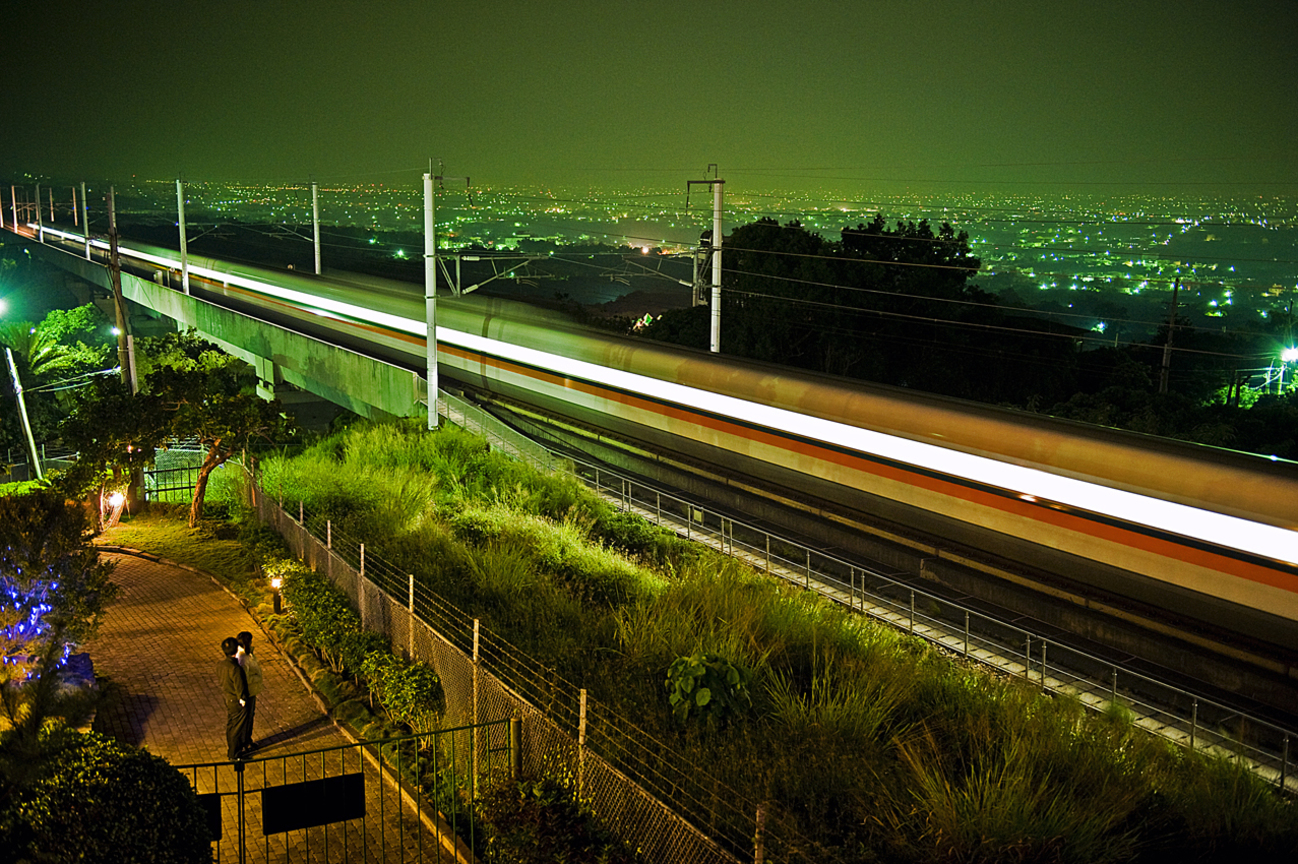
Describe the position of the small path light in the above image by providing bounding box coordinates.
[270,576,283,614]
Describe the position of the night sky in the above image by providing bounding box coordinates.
[4,1,1296,193]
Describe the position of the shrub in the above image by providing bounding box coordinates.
[477,773,639,864]
[360,651,444,734]
[0,729,210,864]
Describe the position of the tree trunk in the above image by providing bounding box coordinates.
[187,443,227,528]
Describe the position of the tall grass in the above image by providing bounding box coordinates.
[248,419,1298,863]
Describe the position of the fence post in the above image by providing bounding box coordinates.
[909,589,915,634]
[578,689,587,801]
[656,490,661,525]
[359,544,365,580]
[766,535,771,575]
[1190,699,1198,750]
[510,717,522,779]
[964,610,970,656]
[408,574,415,660]
[805,549,810,591]
[1041,642,1047,689]
[1024,635,1031,679]
[473,619,481,791]
[299,500,303,524]
[1112,667,1118,706]
[754,802,766,864]
[327,520,332,550]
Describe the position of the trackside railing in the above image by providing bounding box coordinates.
[562,447,1298,794]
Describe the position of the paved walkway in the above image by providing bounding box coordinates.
[85,550,468,863]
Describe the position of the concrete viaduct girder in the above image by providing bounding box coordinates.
[24,237,427,421]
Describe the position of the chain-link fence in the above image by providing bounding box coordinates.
[252,484,752,864]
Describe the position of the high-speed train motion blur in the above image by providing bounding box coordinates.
[29,224,1298,649]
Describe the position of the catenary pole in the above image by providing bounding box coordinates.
[312,178,321,275]
[710,177,724,353]
[424,170,438,429]
[81,182,90,260]
[176,178,190,294]
[107,187,135,390]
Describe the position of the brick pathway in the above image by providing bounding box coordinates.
[85,551,470,863]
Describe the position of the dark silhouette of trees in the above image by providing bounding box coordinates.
[646,217,1081,406]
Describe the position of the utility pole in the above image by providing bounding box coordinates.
[81,181,90,260]
[107,187,135,391]
[311,178,322,275]
[423,168,438,429]
[687,165,725,353]
[48,187,54,223]
[1158,276,1180,395]
[9,186,16,233]
[176,178,190,294]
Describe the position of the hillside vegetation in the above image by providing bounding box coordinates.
[255,420,1297,863]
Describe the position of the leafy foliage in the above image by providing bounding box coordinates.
[0,728,211,864]
[664,651,752,725]
[359,652,443,733]
[476,772,640,864]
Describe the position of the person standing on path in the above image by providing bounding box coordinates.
[236,630,264,754]
[218,636,250,761]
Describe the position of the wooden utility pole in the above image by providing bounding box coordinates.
[1159,277,1180,395]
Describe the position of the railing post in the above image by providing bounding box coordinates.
[909,589,915,634]
[1112,667,1118,706]
[1024,635,1031,678]
[1041,642,1047,689]
[359,543,365,580]
[964,610,970,656]
[578,689,588,801]
[766,534,770,575]
[509,717,522,779]
[299,500,303,524]
[656,490,661,525]
[754,802,766,864]
[805,548,810,590]
[1190,699,1198,749]
[1282,735,1289,790]
[327,520,332,550]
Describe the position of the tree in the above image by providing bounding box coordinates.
[0,490,118,796]
[0,303,113,453]
[144,331,293,527]
[57,376,166,529]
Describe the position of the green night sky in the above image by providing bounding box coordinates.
[4,0,1296,193]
